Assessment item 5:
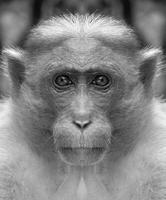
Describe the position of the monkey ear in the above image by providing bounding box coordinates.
[3,48,25,95]
[139,48,161,91]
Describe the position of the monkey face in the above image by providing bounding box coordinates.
[24,38,141,166]
[50,68,114,166]
[8,33,155,166]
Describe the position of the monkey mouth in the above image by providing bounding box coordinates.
[58,147,106,166]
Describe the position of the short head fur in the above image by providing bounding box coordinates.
[3,14,161,164]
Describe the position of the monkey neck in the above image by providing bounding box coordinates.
[53,165,111,200]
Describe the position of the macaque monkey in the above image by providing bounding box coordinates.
[0,14,166,200]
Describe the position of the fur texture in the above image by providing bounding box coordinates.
[0,15,166,200]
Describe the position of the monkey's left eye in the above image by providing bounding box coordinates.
[91,74,111,88]
[53,74,73,89]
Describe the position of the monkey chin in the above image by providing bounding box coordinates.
[58,147,106,166]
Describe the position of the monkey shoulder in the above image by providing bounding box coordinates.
[148,101,166,160]
[0,101,18,199]
[141,101,166,199]
[0,100,34,200]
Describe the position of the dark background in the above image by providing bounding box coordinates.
[0,0,166,98]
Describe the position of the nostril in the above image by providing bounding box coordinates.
[73,120,91,130]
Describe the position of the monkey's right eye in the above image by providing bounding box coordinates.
[52,74,74,90]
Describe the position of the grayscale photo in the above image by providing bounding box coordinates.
[0,0,166,199]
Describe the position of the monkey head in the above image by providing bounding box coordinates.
[3,15,160,166]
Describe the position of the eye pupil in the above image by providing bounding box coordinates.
[97,76,106,85]
[58,76,68,85]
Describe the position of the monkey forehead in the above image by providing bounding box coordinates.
[24,15,140,78]
[25,41,139,81]
[64,37,99,52]
[25,15,139,54]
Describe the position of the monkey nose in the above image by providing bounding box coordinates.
[73,119,92,130]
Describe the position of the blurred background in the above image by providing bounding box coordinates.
[0,0,166,98]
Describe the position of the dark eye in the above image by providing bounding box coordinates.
[53,74,73,89]
[91,74,111,88]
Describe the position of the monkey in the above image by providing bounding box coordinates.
[0,14,166,200]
